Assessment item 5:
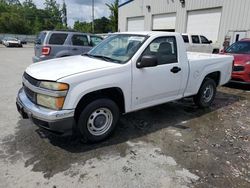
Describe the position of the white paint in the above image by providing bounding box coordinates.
[127,17,145,31]
[152,13,176,30]
[25,32,233,113]
[186,8,222,43]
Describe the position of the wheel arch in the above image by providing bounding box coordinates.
[203,71,221,86]
[74,87,125,122]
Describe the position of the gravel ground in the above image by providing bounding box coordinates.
[0,45,249,188]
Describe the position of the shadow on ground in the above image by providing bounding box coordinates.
[0,90,245,178]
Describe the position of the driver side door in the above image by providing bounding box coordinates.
[132,36,183,110]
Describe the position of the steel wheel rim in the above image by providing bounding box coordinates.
[87,108,113,136]
[202,84,214,103]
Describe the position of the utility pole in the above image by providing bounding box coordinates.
[92,0,94,33]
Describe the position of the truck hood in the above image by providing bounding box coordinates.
[26,55,120,81]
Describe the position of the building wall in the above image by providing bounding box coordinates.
[119,0,250,47]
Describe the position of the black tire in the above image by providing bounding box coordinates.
[77,98,120,143]
[193,78,216,108]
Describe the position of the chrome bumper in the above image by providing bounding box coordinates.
[16,88,75,135]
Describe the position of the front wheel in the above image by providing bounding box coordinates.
[77,98,120,143]
[193,79,216,108]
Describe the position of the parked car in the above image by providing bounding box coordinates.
[19,38,27,45]
[220,38,250,84]
[182,34,219,54]
[2,37,22,47]
[16,32,233,142]
[33,30,103,62]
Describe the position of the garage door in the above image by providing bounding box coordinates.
[152,13,176,31]
[127,17,145,31]
[186,8,222,42]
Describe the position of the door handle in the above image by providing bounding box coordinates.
[171,66,181,73]
[72,48,78,51]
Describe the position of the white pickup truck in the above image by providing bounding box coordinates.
[16,32,233,142]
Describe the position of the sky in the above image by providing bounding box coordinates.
[19,0,128,27]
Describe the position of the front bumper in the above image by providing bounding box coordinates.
[231,71,250,84]
[16,88,75,135]
[8,43,22,47]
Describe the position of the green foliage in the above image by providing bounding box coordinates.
[106,0,118,32]
[73,17,112,34]
[61,0,67,27]
[0,0,68,34]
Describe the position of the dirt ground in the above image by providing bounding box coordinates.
[0,46,249,188]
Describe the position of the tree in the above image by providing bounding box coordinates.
[44,0,62,29]
[73,21,92,33]
[61,0,67,27]
[23,0,36,9]
[106,0,118,32]
[94,17,111,33]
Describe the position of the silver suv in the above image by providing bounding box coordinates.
[33,30,103,62]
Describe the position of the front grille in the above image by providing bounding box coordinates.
[24,85,36,103]
[23,72,39,104]
[23,72,40,86]
[233,66,245,72]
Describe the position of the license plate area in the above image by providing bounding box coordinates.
[16,102,28,119]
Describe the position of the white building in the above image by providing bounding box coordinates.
[118,0,250,47]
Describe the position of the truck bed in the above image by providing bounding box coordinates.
[184,52,234,97]
[187,52,231,61]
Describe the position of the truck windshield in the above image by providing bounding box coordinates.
[225,41,250,54]
[87,34,147,64]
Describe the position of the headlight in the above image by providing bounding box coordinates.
[37,94,65,110]
[39,81,69,91]
[246,61,250,65]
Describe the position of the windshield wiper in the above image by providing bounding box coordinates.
[83,54,122,63]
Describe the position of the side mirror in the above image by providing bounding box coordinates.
[137,55,158,68]
[209,40,213,44]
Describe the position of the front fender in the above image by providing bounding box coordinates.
[59,65,132,112]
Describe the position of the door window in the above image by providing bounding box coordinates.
[191,35,200,44]
[90,36,103,46]
[200,36,210,44]
[72,35,89,46]
[141,36,178,65]
[49,33,68,45]
[182,35,189,43]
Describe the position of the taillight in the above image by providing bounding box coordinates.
[42,46,51,56]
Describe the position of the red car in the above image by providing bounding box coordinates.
[221,38,250,84]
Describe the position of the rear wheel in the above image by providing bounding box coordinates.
[193,78,216,108]
[77,98,119,142]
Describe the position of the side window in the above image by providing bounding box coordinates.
[200,36,210,44]
[191,35,200,44]
[90,36,103,46]
[48,33,68,45]
[72,35,89,46]
[141,36,178,65]
[182,35,189,43]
